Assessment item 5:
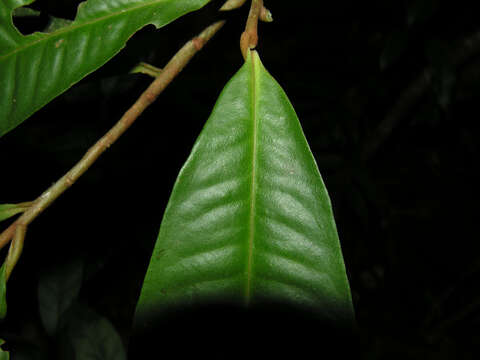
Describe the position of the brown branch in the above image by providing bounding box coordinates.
[240,0,263,59]
[0,225,16,253]
[361,29,480,161]
[0,20,225,252]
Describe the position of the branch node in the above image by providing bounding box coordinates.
[65,175,75,187]
[240,0,263,59]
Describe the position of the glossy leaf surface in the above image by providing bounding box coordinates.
[136,50,354,325]
[0,0,210,138]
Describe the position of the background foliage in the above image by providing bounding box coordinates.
[1,0,479,358]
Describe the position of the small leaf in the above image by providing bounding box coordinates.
[136,50,354,326]
[0,263,7,319]
[0,0,211,138]
[59,305,126,360]
[38,259,83,336]
[130,62,162,78]
[0,202,31,222]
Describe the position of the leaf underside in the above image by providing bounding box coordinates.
[0,0,211,138]
[135,50,354,326]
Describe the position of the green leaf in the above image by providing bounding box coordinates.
[135,50,354,326]
[38,259,83,336]
[0,339,9,360]
[0,263,7,319]
[0,202,31,222]
[0,0,211,138]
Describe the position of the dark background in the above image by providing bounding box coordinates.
[1,0,480,358]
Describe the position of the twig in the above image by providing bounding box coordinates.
[220,0,247,11]
[5,225,26,281]
[0,20,225,252]
[240,0,263,59]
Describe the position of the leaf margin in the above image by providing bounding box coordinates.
[135,49,354,327]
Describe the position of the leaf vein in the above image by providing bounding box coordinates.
[246,51,258,303]
[1,0,174,62]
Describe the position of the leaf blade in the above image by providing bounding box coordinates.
[136,50,354,326]
[0,0,211,137]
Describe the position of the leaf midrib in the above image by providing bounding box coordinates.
[246,51,259,304]
[0,0,173,62]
